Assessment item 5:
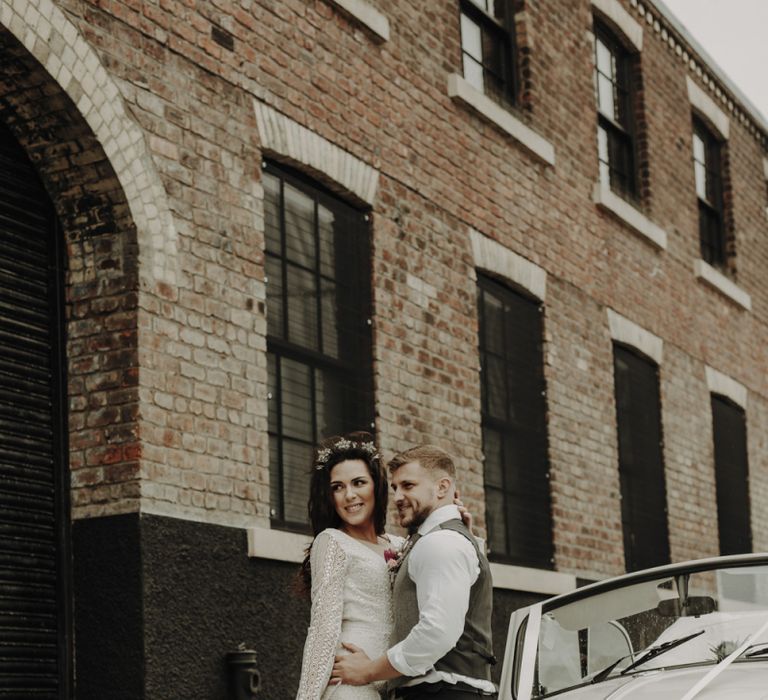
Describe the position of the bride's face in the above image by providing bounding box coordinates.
[329,459,376,530]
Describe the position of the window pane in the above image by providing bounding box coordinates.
[597,126,610,184]
[483,427,504,489]
[266,255,283,339]
[282,438,313,524]
[485,487,508,555]
[693,133,706,163]
[705,164,720,205]
[462,56,484,93]
[263,172,281,254]
[597,74,615,118]
[269,438,280,517]
[485,355,507,420]
[280,357,313,442]
[694,160,707,200]
[315,369,346,438]
[482,292,504,355]
[268,352,278,434]
[596,39,613,76]
[284,183,316,269]
[318,204,336,278]
[607,128,633,197]
[286,264,318,350]
[320,278,339,359]
[461,14,483,62]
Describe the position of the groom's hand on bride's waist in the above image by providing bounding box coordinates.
[331,643,372,686]
[332,643,401,686]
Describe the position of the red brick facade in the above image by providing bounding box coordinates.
[1,0,767,693]
[4,0,765,570]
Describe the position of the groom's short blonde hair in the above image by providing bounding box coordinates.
[387,444,456,479]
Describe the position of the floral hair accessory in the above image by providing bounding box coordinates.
[314,438,379,470]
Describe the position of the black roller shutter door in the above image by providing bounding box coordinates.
[0,123,69,697]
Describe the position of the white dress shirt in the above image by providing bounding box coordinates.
[387,504,497,692]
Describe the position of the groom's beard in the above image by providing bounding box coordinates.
[400,505,431,535]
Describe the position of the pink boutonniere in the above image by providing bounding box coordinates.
[384,546,405,586]
[384,548,399,567]
[384,536,419,586]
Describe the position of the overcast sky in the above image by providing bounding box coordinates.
[660,0,768,122]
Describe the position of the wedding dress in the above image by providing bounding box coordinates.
[296,528,405,700]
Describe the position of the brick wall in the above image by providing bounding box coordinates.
[2,0,766,576]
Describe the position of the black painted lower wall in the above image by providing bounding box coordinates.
[73,514,545,699]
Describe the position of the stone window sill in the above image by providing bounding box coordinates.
[247,526,576,595]
[593,182,668,250]
[447,73,556,166]
[693,259,751,310]
[329,0,389,42]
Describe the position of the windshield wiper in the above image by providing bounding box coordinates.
[591,630,705,684]
[619,630,705,675]
[744,644,768,658]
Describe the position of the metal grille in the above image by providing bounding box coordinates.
[264,162,373,531]
[0,124,69,697]
[711,395,752,555]
[478,274,552,568]
[613,345,670,572]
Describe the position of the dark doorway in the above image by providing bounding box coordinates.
[0,122,71,697]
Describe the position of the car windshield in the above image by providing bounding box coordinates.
[525,562,768,697]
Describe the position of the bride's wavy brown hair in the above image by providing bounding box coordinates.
[298,431,388,595]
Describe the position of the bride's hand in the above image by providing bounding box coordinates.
[454,489,474,535]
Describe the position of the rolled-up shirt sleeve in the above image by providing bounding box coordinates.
[387,530,479,676]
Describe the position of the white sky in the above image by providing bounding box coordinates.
[660,0,768,122]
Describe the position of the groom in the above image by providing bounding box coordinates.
[332,445,497,698]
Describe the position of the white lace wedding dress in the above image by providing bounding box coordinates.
[296,528,405,699]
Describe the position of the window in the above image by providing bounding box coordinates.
[612,345,669,572]
[264,162,373,531]
[594,21,637,201]
[460,0,516,106]
[477,274,552,568]
[692,118,726,267]
[711,395,751,555]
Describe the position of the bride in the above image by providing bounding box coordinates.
[295,432,472,699]
[295,431,401,699]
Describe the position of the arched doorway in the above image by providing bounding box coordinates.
[0,122,70,694]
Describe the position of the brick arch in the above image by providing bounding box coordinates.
[0,0,177,286]
[0,14,158,516]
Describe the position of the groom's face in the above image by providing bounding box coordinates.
[390,461,441,532]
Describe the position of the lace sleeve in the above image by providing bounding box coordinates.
[296,531,347,700]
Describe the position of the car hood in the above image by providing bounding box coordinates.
[554,664,768,699]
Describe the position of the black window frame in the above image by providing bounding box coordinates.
[692,117,726,268]
[711,394,752,556]
[612,343,670,573]
[263,161,374,533]
[477,273,553,569]
[594,19,639,202]
[459,0,518,107]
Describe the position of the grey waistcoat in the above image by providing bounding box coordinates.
[389,518,495,689]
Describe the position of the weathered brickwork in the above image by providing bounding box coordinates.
[2,0,767,577]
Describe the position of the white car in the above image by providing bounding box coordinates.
[498,553,768,699]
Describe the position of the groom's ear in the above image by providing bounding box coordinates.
[436,475,453,499]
